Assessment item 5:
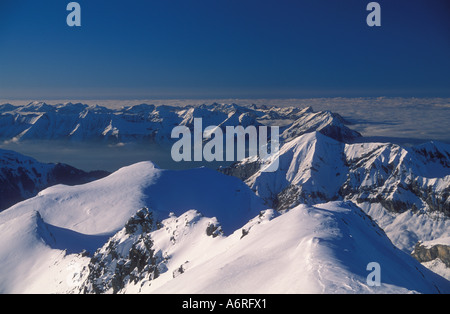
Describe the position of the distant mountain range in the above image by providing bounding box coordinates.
[0,102,361,144]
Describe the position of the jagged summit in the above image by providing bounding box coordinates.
[73,201,450,294]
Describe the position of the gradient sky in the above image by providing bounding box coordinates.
[0,0,449,99]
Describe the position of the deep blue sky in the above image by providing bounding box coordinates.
[0,0,449,99]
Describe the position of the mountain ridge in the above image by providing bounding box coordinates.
[0,102,361,144]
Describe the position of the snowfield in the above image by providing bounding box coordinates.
[0,162,448,294]
[135,202,449,294]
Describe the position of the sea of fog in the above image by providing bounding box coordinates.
[0,141,235,172]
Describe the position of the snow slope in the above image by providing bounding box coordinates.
[226,132,450,253]
[75,202,450,294]
[0,132,449,293]
[146,201,449,294]
[0,161,266,293]
[0,210,61,293]
[1,161,264,237]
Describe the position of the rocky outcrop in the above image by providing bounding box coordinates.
[205,222,223,238]
[71,207,231,294]
[78,208,168,294]
[412,243,450,268]
[218,159,263,182]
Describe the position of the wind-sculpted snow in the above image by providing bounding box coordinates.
[224,132,450,253]
[0,102,360,144]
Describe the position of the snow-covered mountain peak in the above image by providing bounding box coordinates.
[246,132,346,206]
[280,109,361,143]
[0,147,46,167]
[18,101,55,113]
[2,159,266,238]
[222,131,450,254]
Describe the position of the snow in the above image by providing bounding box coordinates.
[422,259,450,281]
[0,148,53,179]
[0,163,448,293]
[1,161,265,237]
[0,161,267,293]
[4,97,447,144]
[244,131,450,253]
[132,201,449,294]
[421,237,450,249]
[0,210,62,293]
[0,100,449,294]
[0,101,359,144]
[248,132,347,203]
[54,200,446,294]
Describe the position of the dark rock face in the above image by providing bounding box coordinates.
[218,160,263,183]
[50,163,109,187]
[79,208,168,294]
[273,185,302,212]
[412,243,450,268]
[124,207,156,235]
[0,166,38,211]
[0,150,109,211]
[172,261,189,279]
[205,222,223,238]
